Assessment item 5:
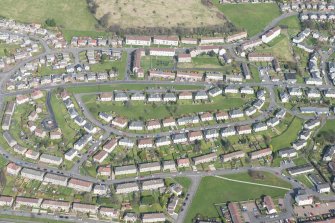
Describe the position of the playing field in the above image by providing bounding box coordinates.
[185,171,291,222]
[94,0,225,29]
[214,3,280,36]
[0,0,98,31]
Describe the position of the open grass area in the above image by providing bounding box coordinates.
[214,2,280,36]
[278,15,301,37]
[141,56,175,72]
[50,93,82,148]
[178,55,223,69]
[83,95,251,120]
[270,117,303,151]
[35,66,65,76]
[67,84,204,94]
[0,154,8,168]
[294,174,314,188]
[94,0,225,29]
[255,32,294,62]
[0,0,98,31]
[0,43,20,57]
[185,171,291,222]
[0,215,69,223]
[319,119,335,132]
[90,52,127,80]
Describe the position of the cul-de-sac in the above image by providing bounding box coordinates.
[0,0,335,222]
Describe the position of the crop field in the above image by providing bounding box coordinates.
[94,0,225,29]
[214,2,280,36]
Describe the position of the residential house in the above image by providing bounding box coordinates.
[249,148,272,160]
[68,178,93,192]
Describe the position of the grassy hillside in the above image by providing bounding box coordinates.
[94,0,225,29]
[0,0,98,31]
[214,3,280,36]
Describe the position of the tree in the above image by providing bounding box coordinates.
[100,54,108,63]
[99,13,111,27]
[3,48,9,57]
[45,18,56,27]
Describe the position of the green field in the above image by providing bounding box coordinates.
[0,215,70,223]
[50,93,82,148]
[178,55,223,69]
[141,56,175,72]
[90,52,127,79]
[83,95,251,120]
[319,119,335,132]
[185,171,291,222]
[0,0,98,31]
[67,84,204,94]
[278,15,301,36]
[214,3,280,36]
[255,33,294,62]
[270,117,303,151]
[0,43,20,57]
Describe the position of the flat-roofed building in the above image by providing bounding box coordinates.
[287,164,314,176]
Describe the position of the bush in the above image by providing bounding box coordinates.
[45,18,56,27]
